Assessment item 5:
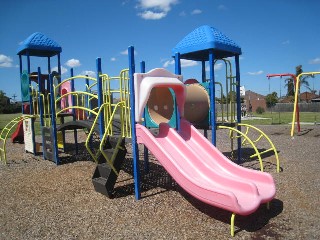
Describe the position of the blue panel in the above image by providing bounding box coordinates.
[17,32,62,57]
[172,25,241,60]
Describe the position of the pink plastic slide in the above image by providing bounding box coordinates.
[60,81,72,112]
[136,119,276,216]
[11,121,24,143]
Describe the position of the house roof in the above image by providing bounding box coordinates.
[17,32,62,57]
[244,90,265,99]
[299,92,319,101]
[172,25,241,61]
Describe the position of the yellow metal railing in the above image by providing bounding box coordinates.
[219,124,280,172]
[0,115,34,164]
[291,72,320,137]
[238,123,280,173]
[218,125,264,171]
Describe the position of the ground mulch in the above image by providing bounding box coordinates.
[0,125,319,239]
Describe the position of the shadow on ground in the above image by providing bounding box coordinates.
[113,157,283,235]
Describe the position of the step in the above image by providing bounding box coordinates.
[92,177,113,198]
[91,144,127,198]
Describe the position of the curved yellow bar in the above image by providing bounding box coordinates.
[0,115,35,164]
[56,75,97,89]
[238,123,280,173]
[218,125,264,171]
[291,72,320,137]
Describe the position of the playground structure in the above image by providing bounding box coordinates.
[267,73,301,132]
[0,27,280,236]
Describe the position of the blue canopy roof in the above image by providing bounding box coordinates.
[172,25,241,61]
[17,32,62,57]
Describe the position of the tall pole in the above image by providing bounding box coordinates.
[128,46,140,200]
[209,50,216,145]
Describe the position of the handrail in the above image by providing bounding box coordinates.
[85,101,128,174]
[0,115,35,164]
[99,101,126,175]
[218,125,264,172]
[56,75,97,89]
[238,123,280,173]
[85,102,110,164]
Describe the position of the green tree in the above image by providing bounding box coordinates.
[227,91,237,103]
[265,91,278,108]
[285,65,312,96]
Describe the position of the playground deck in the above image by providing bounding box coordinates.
[0,125,319,239]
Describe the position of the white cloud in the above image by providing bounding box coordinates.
[0,54,13,67]
[139,10,167,20]
[163,59,174,68]
[181,59,198,68]
[65,59,81,68]
[179,11,186,16]
[218,4,227,10]
[120,49,138,55]
[111,57,116,62]
[191,9,202,15]
[138,0,178,12]
[309,57,320,64]
[81,70,96,78]
[163,59,198,68]
[282,40,290,45]
[137,0,178,20]
[52,66,68,75]
[248,70,264,75]
[205,62,223,72]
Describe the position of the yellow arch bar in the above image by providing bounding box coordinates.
[0,115,35,164]
[291,72,320,137]
[218,125,264,171]
[238,123,280,173]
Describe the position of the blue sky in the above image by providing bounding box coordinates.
[1,0,320,101]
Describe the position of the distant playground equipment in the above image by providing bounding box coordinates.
[267,73,301,131]
[0,27,279,236]
[291,71,320,137]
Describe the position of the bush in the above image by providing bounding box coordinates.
[256,106,265,114]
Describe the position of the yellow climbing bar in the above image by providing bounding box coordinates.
[100,101,126,175]
[238,123,280,173]
[291,72,320,137]
[219,125,264,171]
[0,115,34,164]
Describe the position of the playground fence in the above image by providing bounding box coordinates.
[267,102,320,112]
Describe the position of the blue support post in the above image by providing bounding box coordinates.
[70,68,78,154]
[48,57,51,76]
[174,52,181,132]
[235,55,242,163]
[129,46,141,200]
[19,55,24,113]
[202,60,206,83]
[49,74,60,164]
[19,55,22,75]
[96,58,104,140]
[209,50,216,146]
[38,67,46,159]
[202,60,208,138]
[27,52,33,115]
[140,61,149,173]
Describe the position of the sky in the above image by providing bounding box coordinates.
[1,0,320,102]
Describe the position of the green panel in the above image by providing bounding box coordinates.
[21,71,30,102]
